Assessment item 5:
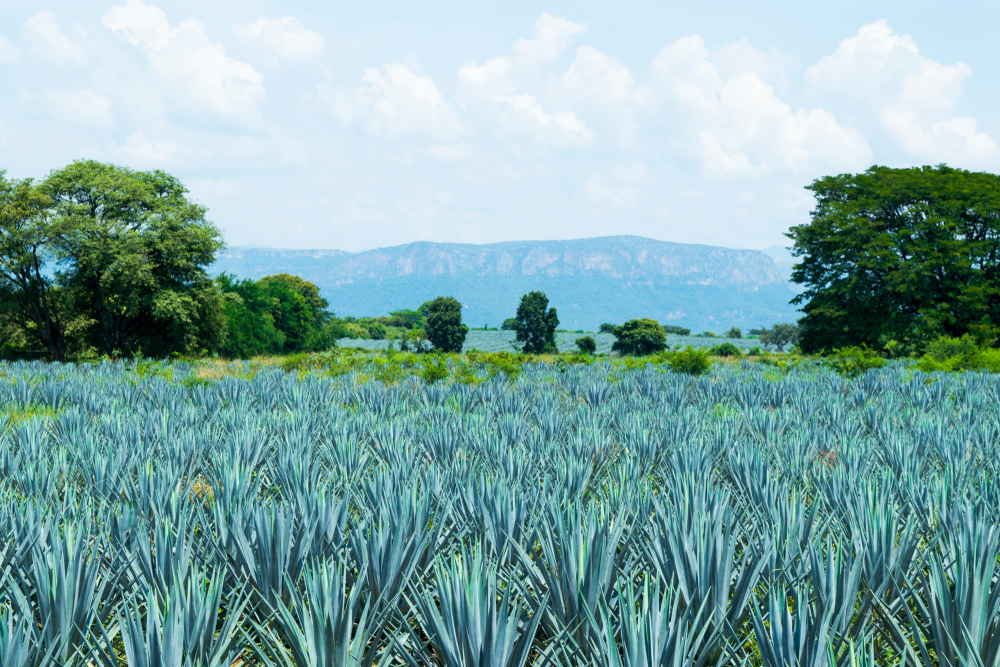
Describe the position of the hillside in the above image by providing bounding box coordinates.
[213,236,800,331]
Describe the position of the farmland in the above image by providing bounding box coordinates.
[340,330,768,353]
[0,356,998,665]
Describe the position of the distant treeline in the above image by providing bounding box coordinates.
[6,160,1000,365]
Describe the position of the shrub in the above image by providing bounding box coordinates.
[708,342,741,357]
[612,319,667,356]
[662,346,712,375]
[725,327,742,339]
[575,336,597,354]
[917,335,1000,372]
[422,296,469,353]
[419,355,450,384]
[746,346,763,356]
[662,325,692,336]
[598,323,617,334]
[826,346,887,378]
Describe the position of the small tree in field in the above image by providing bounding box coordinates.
[726,327,742,339]
[422,296,468,353]
[598,323,616,334]
[575,336,597,354]
[760,323,800,352]
[513,291,559,353]
[612,319,667,356]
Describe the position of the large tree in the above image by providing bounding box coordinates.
[513,291,559,354]
[0,173,67,360]
[788,165,1000,352]
[42,160,225,357]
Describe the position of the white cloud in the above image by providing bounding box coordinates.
[121,129,178,162]
[512,13,587,65]
[0,35,20,64]
[24,12,84,67]
[806,20,997,165]
[46,89,114,127]
[427,142,474,161]
[492,93,591,146]
[103,1,265,125]
[233,17,323,68]
[559,46,637,146]
[585,171,643,207]
[330,62,468,139]
[649,35,871,177]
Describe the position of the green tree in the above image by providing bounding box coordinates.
[216,274,284,358]
[725,327,742,339]
[789,165,1000,352]
[43,160,225,357]
[598,323,616,334]
[662,325,692,336]
[501,318,518,331]
[0,173,67,360]
[257,274,333,353]
[422,296,468,353]
[513,291,558,353]
[612,318,667,356]
[759,323,800,352]
[575,335,597,354]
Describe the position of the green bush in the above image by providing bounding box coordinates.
[575,335,597,354]
[708,342,741,357]
[917,335,1000,372]
[661,346,712,376]
[825,346,887,378]
[419,355,450,384]
[662,325,692,336]
[746,346,763,356]
[598,323,616,334]
[725,327,742,339]
[612,319,668,356]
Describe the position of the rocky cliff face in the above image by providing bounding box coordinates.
[325,237,785,286]
[212,236,799,330]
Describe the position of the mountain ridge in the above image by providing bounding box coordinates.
[212,235,800,330]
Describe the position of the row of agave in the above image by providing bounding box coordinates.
[1,358,1000,665]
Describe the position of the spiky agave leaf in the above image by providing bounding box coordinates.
[401,545,548,667]
[251,556,392,667]
[513,502,629,662]
[586,573,717,667]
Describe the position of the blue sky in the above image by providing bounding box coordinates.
[1,0,998,251]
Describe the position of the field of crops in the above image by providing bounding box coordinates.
[340,331,765,353]
[0,357,998,665]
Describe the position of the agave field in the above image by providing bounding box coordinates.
[339,331,765,353]
[1,357,1000,665]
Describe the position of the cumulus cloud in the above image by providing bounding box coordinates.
[806,20,997,165]
[512,13,587,65]
[0,35,20,64]
[47,89,114,127]
[649,35,871,177]
[233,17,323,68]
[491,93,591,146]
[329,62,468,140]
[24,12,85,67]
[103,1,265,125]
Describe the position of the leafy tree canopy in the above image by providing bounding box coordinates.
[612,318,667,356]
[513,291,558,353]
[422,296,468,353]
[789,165,1000,352]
